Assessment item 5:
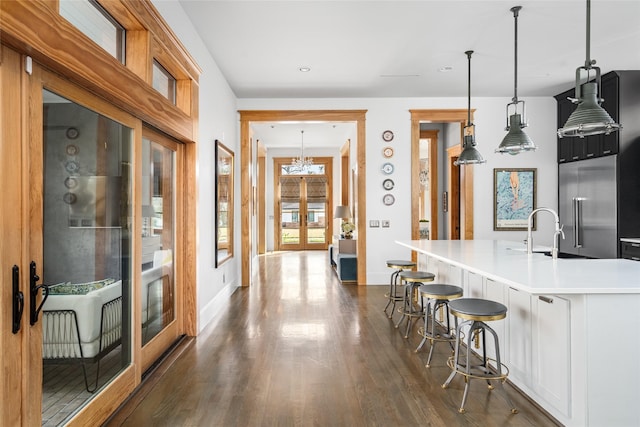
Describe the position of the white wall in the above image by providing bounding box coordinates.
[152,1,241,332]
[238,97,558,285]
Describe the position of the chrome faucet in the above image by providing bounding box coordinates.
[526,208,565,259]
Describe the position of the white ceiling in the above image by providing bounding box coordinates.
[175,0,640,147]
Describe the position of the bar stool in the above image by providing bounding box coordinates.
[415,284,463,368]
[442,298,517,414]
[384,260,416,320]
[395,271,435,338]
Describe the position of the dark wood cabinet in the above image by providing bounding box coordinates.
[621,242,640,261]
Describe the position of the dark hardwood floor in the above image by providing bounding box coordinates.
[107,251,559,427]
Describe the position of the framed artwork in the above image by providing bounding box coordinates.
[494,168,536,231]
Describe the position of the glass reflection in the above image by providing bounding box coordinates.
[141,137,175,346]
[41,89,132,424]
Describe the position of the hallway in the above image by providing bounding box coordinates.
[108,251,558,426]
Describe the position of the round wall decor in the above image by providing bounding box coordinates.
[382,146,394,158]
[381,162,394,175]
[382,130,394,142]
[382,178,394,190]
[383,193,395,206]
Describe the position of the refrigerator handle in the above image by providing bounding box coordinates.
[574,197,584,248]
[571,197,580,248]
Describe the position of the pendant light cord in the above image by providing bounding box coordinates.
[465,50,473,127]
[511,6,521,103]
[585,0,592,69]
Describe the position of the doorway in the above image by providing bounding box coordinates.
[410,109,476,244]
[239,110,367,286]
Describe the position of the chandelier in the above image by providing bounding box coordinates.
[291,130,313,170]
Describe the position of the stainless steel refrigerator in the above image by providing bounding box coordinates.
[558,155,617,258]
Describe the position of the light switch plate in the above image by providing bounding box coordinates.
[382,220,390,228]
[369,220,380,227]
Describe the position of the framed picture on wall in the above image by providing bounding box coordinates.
[494,168,537,231]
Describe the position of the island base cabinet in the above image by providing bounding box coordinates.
[506,287,532,383]
[532,295,571,418]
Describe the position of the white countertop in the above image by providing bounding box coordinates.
[396,239,640,295]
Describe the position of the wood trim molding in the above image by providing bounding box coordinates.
[239,110,367,286]
[0,0,198,143]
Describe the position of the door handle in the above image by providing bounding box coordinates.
[12,265,24,334]
[29,261,48,326]
[574,197,584,248]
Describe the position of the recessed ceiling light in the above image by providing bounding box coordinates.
[299,66,311,72]
[439,66,454,72]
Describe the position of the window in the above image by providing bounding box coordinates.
[59,0,125,63]
[152,60,177,104]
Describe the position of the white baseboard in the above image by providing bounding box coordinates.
[198,280,240,333]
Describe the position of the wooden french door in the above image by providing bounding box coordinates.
[274,157,333,251]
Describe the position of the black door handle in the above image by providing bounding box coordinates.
[12,265,24,334]
[29,261,48,326]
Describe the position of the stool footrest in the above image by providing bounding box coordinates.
[446,356,509,382]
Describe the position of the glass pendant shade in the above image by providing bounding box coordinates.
[558,82,620,138]
[455,134,485,165]
[496,113,536,155]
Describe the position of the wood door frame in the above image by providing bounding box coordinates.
[447,145,462,239]
[273,157,334,251]
[410,109,475,245]
[139,126,184,373]
[239,110,367,286]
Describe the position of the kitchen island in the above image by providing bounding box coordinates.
[396,239,640,427]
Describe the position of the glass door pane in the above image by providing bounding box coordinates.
[141,136,175,346]
[280,176,301,247]
[41,89,132,424]
[305,176,327,246]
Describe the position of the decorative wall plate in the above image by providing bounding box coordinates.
[381,162,394,175]
[63,192,77,205]
[382,146,394,158]
[64,177,78,189]
[382,193,395,206]
[65,144,79,155]
[382,130,394,142]
[65,160,79,173]
[66,127,79,139]
[382,178,394,190]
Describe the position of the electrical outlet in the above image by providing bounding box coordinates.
[369,220,380,227]
[382,220,390,228]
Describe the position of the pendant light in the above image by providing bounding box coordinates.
[454,50,486,166]
[496,6,536,155]
[558,0,621,138]
[291,130,313,171]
